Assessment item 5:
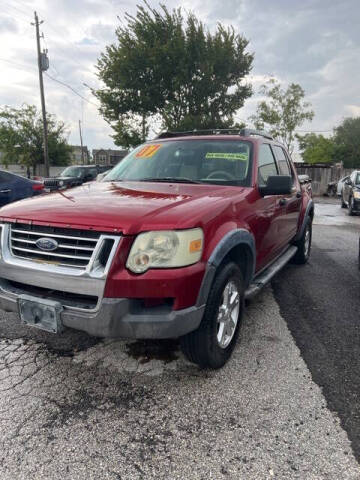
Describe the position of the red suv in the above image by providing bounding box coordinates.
[0,129,313,368]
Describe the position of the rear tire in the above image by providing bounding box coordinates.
[292,217,312,264]
[341,196,347,208]
[180,262,244,369]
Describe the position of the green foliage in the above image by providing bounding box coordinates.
[0,104,72,175]
[296,133,335,164]
[250,79,314,154]
[333,117,360,168]
[95,2,253,147]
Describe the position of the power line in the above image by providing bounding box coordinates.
[44,72,99,108]
[0,57,37,73]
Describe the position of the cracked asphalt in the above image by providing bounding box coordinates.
[1,198,360,479]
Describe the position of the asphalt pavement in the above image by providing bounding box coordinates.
[0,197,359,479]
[272,197,360,461]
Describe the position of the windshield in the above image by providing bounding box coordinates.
[61,167,84,178]
[355,173,360,185]
[103,139,252,186]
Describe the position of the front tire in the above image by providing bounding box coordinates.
[292,217,312,264]
[180,262,244,369]
[348,197,355,216]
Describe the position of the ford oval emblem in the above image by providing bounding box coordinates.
[35,237,59,251]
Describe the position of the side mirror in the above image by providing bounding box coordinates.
[259,175,292,196]
[345,179,352,185]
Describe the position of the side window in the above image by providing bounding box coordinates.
[258,144,278,185]
[273,146,291,176]
[0,172,11,184]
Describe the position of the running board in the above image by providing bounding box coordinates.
[245,246,298,300]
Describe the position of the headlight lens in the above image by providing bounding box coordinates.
[126,228,204,273]
[58,180,64,187]
[353,191,360,199]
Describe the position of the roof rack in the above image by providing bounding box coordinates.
[155,128,274,140]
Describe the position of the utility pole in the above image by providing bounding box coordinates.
[78,120,85,164]
[32,12,49,177]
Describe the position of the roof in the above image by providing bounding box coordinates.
[156,128,274,141]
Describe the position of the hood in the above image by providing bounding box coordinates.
[0,181,246,235]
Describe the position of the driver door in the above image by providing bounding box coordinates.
[0,172,12,207]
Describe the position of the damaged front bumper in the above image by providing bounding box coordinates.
[0,283,204,338]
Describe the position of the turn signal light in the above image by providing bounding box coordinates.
[189,238,202,253]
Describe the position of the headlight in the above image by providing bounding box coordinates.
[126,228,204,273]
[353,191,360,199]
[58,180,64,186]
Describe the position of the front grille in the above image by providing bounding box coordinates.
[44,179,59,188]
[10,223,102,269]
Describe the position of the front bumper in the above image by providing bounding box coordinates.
[0,223,205,338]
[0,287,204,338]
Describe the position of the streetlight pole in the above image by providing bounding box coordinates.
[79,120,85,164]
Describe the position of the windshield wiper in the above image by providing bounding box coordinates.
[139,177,203,184]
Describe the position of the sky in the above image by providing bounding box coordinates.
[0,0,359,155]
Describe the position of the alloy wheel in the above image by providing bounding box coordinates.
[216,281,240,349]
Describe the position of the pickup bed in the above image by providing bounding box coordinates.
[0,129,313,368]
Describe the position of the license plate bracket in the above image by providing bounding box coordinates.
[18,295,64,334]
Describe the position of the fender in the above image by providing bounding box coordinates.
[293,199,314,242]
[196,229,256,307]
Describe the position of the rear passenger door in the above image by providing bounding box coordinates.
[254,143,284,270]
[272,145,302,243]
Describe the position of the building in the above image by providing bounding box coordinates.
[92,148,128,166]
[71,145,90,164]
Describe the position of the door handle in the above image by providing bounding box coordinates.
[0,189,11,193]
[279,198,287,206]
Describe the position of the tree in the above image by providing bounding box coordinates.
[95,2,253,147]
[297,133,335,164]
[0,105,72,176]
[250,79,314,154]
[333,117,360,168]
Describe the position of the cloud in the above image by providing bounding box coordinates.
[0,16,18,34]
[0,0,359,151]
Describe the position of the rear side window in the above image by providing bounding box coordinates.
[273,146,291,176]
[258,144,278,185]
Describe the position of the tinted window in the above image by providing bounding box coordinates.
[273,146,291,176]
[61,167,83,178]
[0,172,13,183]
[258,144,278,185]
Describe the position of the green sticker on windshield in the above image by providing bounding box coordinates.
[205,152,248,161]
